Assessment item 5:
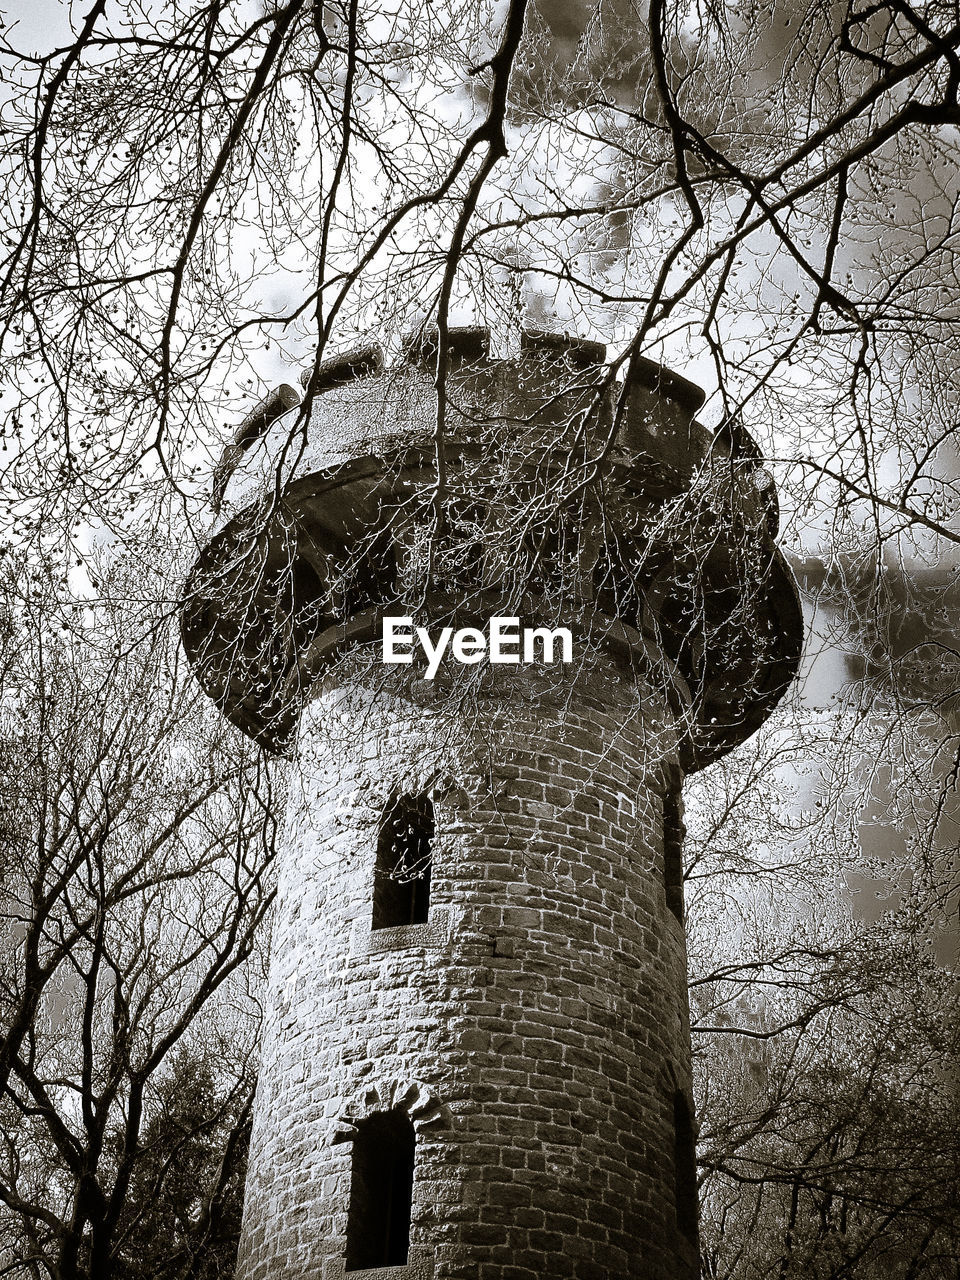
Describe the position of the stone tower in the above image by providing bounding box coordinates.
[181,329,802,1280]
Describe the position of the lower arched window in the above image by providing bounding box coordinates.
[345,1110,416,1271]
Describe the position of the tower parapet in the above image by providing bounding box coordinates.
[183,331,800,767]
[180,330,802,1280]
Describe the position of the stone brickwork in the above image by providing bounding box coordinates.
[236,658,698,1280]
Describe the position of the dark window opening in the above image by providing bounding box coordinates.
[663,788,685,923]
[345,1111,415,1271]
[288,557,334,640]
[341,527,397,617]
[592,534,647,632]
[523,509,580,596]
[254,553,334,686]
[372,795,434,930]
[673,1090,699,1244]
[432,501,486,594]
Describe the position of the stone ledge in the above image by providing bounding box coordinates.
[342,1268,415,1280]
[327,1248,434,1279]
[351,906,452,957]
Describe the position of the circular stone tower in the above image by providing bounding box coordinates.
[181,329,802,1280]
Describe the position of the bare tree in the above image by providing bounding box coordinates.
[0,546,277,1280]
[0,0,958,1275]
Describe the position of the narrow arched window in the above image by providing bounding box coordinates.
[342,526,397,616]
[345,1110,415,1271]
[372,795,433,930]
[524,509,578,595]
[435,500,486,593]
[662,787,685,923]
[673,1090,699,1243]
[591,532,646,632]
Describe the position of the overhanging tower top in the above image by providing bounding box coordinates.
[181,328,803,769]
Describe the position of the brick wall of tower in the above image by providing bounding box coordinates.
[235,652,698,1280]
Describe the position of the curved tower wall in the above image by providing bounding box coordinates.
[181,331,803,1280]
[238,659,695,1280]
